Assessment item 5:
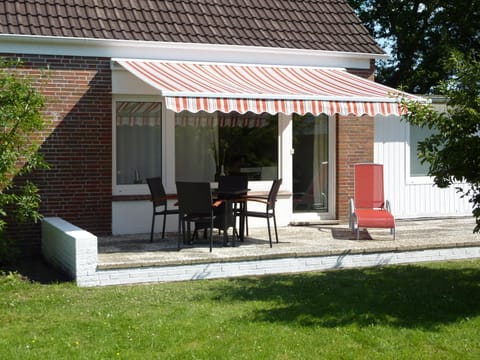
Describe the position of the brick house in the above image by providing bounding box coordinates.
[0,0,470,255]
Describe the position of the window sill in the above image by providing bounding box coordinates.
[112,194,152,202]
[112,191,291,202]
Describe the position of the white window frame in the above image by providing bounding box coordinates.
[405,123,436,185]
[112,95,165,196]
[290,115,336,221]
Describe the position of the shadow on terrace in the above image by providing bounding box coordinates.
[98,217,479,268]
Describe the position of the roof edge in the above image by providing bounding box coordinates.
[0,34,388,68]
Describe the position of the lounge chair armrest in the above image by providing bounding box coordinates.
[385,200,391,212]
[349,198,355,232]
[349,198,355,213]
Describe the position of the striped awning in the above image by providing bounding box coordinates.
[115,59,424,116]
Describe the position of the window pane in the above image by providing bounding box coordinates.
[116,102,162,185]
[175,111,278,182]
[410,124,435,177]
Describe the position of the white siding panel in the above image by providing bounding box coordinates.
[374,116,471,219]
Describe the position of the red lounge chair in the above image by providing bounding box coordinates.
[349,164,395,240]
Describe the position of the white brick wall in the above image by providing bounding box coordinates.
[42,217,98,286]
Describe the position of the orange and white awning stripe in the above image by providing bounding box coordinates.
[175,111,270,128]
[115,59,423,116]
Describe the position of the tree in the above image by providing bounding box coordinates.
[403,52,480,232]
[0,59,48,261]
[348,0,480,93]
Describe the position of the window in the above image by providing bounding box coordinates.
[115,101,162,185]
[409,124,436,177]
[175,111,278,182]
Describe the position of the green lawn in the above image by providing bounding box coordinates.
[1,259,480,359]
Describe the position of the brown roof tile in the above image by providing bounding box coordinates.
[0,0,384,54]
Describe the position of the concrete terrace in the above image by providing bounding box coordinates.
[42,216,480,286]
[98,217,480,270]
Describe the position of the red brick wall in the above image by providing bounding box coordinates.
[2,54,112,255]
[336,63,376,221]
[336,114,374,221]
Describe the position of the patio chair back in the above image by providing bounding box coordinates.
[176,181,213,217]
[218,175,248,194]
[355,163,385,209]
[267,177,282,212]
[146,177,179,242]
[217,175,249,238]
[176,181,216,251]
[147,176,168,207]
[244,178,282,247]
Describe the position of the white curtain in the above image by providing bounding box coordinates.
[175,112,218,182]
[116,102,162,185]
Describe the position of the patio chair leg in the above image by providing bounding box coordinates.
[177,214,182,250]
[357,227,360,240]
[266,217,272,248]
[180,215,186,245]
[273,211,279,244]
[150,212,155,243]
[209,218,214,252]
[187,222,192,244]
[162,213,167,239]
[245,203,249,236]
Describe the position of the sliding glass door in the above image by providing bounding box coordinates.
[292,114,329,213]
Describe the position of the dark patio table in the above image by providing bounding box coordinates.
[213,188,250,247]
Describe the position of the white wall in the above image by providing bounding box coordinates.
[42,217,98,286]
[374,115,471,218]
[112,195,292,235]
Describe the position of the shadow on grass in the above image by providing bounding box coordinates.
[210,263,480,330]
[1,256,71,284]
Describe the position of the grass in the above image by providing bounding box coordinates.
[1,259,480,359]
